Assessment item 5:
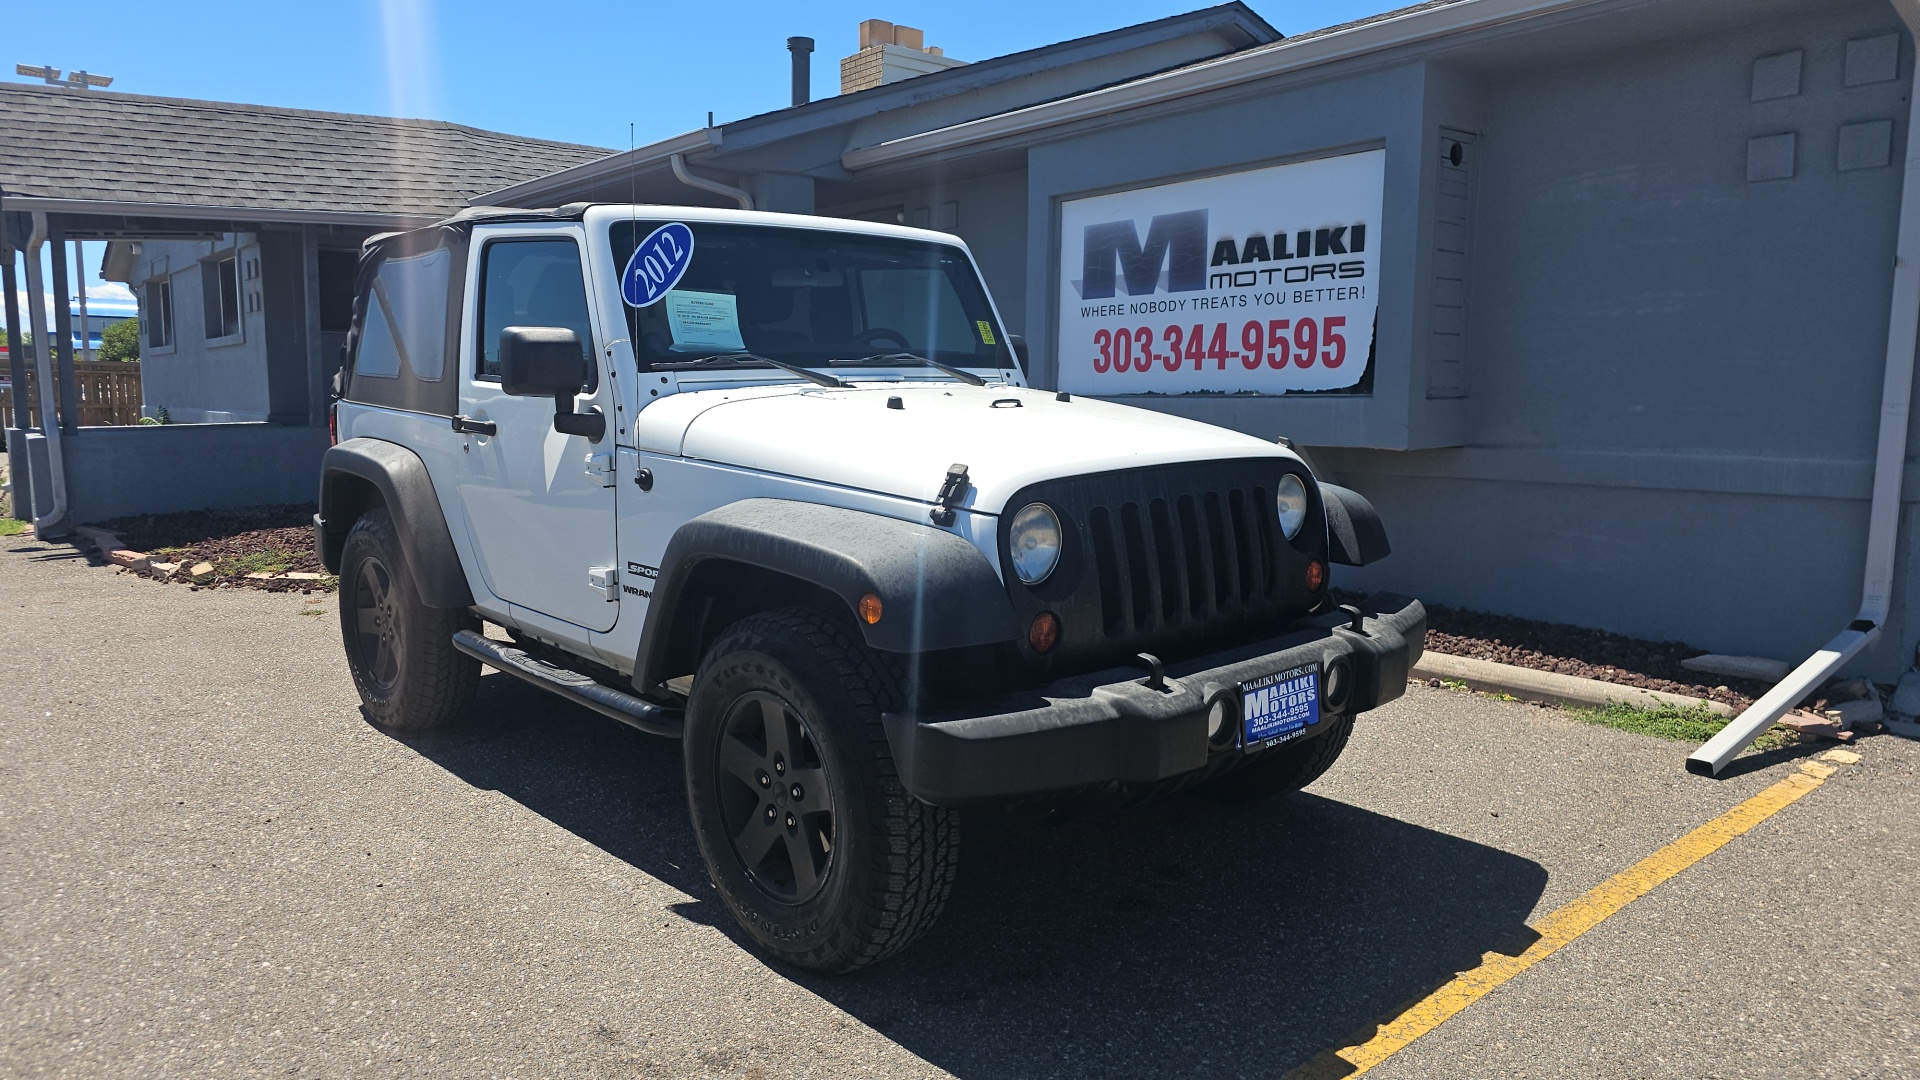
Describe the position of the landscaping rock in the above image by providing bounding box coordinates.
[1888,670,1920,717]
[106,549,150,572]
[149,562,179,578]
[245,572,275,580]
[189,561,215,578]
[1419,602,1771,711]
[75,525,124,553]
[282,572,327,581]
[1826,678,1874,702]
[1681,654,1791,683]
[1779,709,1852,741]
[1825,698,1884,728]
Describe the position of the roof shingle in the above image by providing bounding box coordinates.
[0,83,612,218]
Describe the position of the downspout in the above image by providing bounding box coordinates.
[21,211,70,539]
[669,153,754,211]
[1689,8,1920,775]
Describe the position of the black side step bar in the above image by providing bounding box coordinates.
[452,630,682,738]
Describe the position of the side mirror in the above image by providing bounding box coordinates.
[498,326,604,439]
[1008,334,1030,376]
[499,325,586,398]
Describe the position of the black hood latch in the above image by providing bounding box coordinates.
[930,463,969,526]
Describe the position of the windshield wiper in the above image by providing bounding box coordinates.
[841,352,986,386]
[663,352,847,388]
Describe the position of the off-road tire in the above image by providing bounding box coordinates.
[337,507,478,732]
[1197,714,1355,804]
[683,607,958,973]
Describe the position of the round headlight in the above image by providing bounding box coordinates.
[1275,474,1309,540]
[1008,502,1063,585]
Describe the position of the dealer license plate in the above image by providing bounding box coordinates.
[1241,663,1321,750]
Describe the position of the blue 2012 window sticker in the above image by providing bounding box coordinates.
[621,222,695,307]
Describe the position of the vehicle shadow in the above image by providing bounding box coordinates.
[401,672,1549,1080]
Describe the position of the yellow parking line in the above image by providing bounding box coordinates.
[1285,753,1854,1079]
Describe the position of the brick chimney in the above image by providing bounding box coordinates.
[840,19,966,94]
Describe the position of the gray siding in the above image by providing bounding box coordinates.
[1324,1,1916,671]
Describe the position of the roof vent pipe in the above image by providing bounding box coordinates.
[787,36,814,107]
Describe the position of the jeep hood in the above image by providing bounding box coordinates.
[634,382,1298,514]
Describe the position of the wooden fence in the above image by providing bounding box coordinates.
[0,361,143,428]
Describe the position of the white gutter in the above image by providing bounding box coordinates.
[21,212,70,539]
[842,0,1612,171]
[1688,8,1920,775]
[669,153,754,211]
[474,128,722,207]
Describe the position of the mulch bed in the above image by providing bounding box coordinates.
[1419,602,1774,711]
[93,504,333,593]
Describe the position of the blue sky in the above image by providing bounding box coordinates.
[5,1,1392,149]
[7,0,1397,328]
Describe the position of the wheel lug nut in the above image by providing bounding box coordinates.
[756,770,770,787]
[790,783,803,800]
[765,805,776,822]
[785,813,796,828]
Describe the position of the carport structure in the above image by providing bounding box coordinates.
[0,82,608,535]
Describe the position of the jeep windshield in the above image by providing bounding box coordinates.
[609,220,1014,378]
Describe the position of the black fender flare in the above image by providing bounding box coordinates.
[634,499,1019,691]
[316,438,474,609]
[1320,482,1391,567]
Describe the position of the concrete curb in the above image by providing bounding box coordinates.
[1412,651,1736,717]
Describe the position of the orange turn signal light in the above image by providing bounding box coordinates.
[1028,611,1060,654]
[1306,559,1326,592]
[858,592,884,625]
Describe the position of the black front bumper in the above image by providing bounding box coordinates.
[882,593,1425,807]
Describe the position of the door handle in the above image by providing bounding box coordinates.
[452,414,497,437]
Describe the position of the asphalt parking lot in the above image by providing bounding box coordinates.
[2,537,1915,1079]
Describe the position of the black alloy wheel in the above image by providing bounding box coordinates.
[350,554,403,692]
[336,507,478,733]
[682,607,958,972]
[715,690,836,904]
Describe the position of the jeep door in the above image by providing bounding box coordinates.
[455,225,619,631]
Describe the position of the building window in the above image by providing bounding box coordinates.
[203,255,240,339]
[145,278,174,349]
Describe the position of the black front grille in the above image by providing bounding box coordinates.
[1000,459,1324,673]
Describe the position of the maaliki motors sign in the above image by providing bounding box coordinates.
[1056,149,1384,396]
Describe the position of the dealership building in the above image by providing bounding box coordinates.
[7,0,1919,689]
[481,0,1920,685]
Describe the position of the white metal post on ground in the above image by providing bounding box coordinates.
[73,240,91,362]
[1688,8,1920,775]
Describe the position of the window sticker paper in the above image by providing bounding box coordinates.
[665,290,747,352]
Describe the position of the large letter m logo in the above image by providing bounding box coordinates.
[1079,209,1208,299]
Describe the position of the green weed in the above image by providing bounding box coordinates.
[215,549,295,577]
[0,517,27,537]
[1571,700,1796,752]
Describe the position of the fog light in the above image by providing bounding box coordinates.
[858,592,884,625]
[1207,692,1239,746]
[1306,559,1326,592]
[1324,656,1353,712]
[1028,611,1060,654]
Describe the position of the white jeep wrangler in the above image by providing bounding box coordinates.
[317,204,1424,972]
